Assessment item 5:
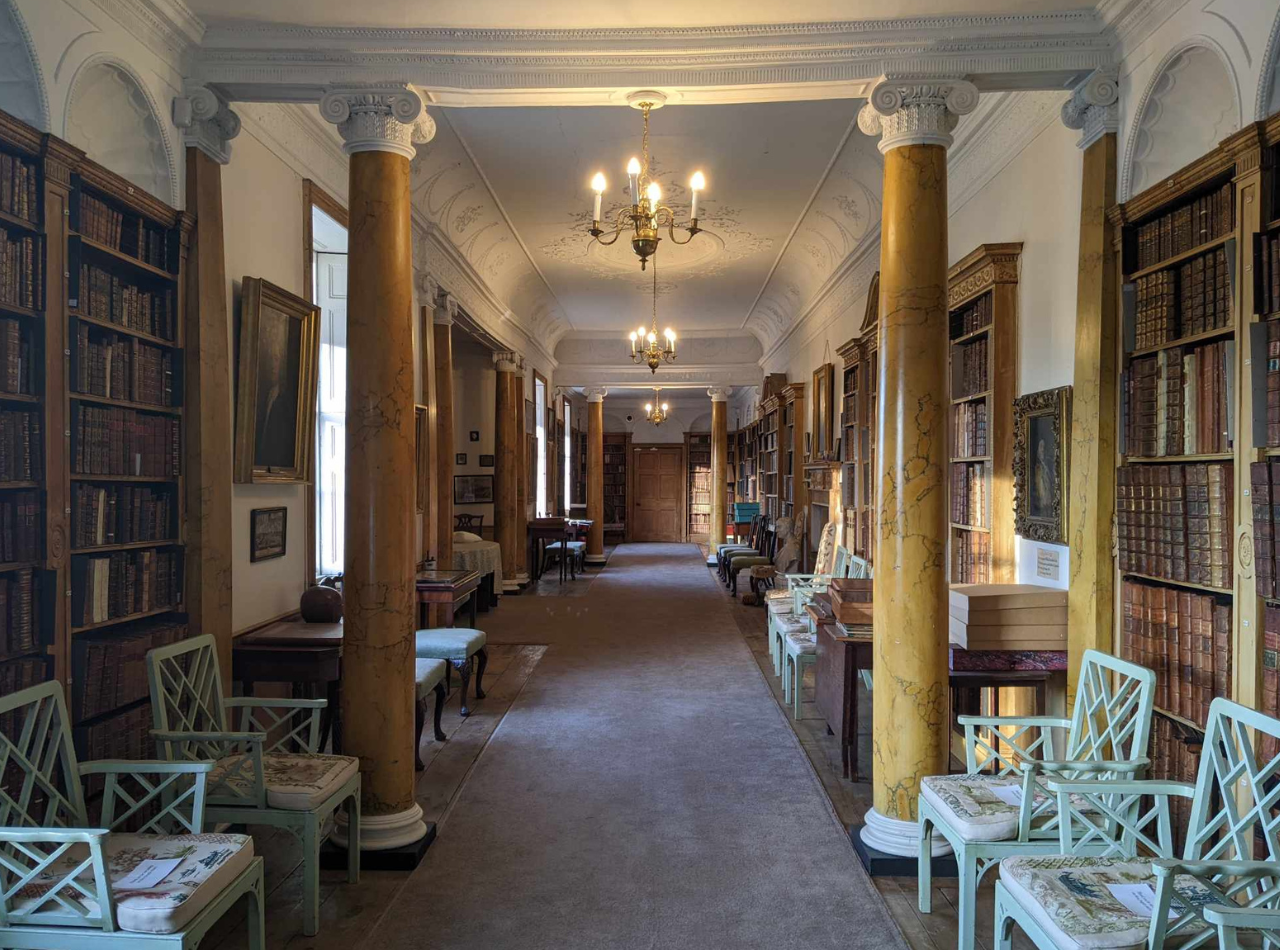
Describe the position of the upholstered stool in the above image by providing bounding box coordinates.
[783,628,818,720]
[414,627,488,716]
[414,659,448,770]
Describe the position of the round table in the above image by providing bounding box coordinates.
[453,540,503,604]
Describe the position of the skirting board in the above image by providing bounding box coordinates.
[320,822,436,871]
[849,824,959,878]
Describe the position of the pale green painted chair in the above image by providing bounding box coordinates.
[781,619,818,720]
[994,697,1280,950]
[0,679,265,948]
[918,649,1157,950]
[766,521,842,675]
[146,635,361,938]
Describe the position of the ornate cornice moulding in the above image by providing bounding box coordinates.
[946,242,1023,310]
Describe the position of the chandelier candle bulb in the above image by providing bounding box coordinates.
[646,181,661,208]
[629,331,638,354]
[590,172,606,222]
[690,171,705,219]
[627,158,641,202]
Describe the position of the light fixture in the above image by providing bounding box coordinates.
[644,388,670,426]
[629,249,676,373]
[588,91,705,271]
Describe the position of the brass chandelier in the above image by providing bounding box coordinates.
[644,388,669,426]
[587,91,706,272]
[629,250,676,372]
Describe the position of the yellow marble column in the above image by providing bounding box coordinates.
[1061,71,1120,706]
[857,78,976,857]
[515,361,529,581]
[709,388,729,547]
[585,388,606,564]
[433,290,457,576]
[494,352,520,590]
[322,87,434,853]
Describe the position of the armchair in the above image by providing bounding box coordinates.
[995,697,1280,950]
[146,635,361,937]
[918,649,1156,950]
[0,680,265,948]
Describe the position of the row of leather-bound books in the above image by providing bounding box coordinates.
[79,193,172,273]
[74,323,176,407]
[950,461,989,528]
[69,548,181,628]
[951,530,990,585]
[954,337,990,398]
[77,263,177,342]
[0,317,32,394]
[72,483,174,549]
[1120,577,1230,728]
[72,404,180,478]
[1130,246,1232,351]
[0,232,42,311]
[952,400,988,458]
[1131,181,1234,272]
[0,151,39,224]
[1123,340,1233,457]
[1249,460,1280,600]
[0,491,40,562]
[0,567,38,658]
[949,293,992,340]
[72,619,187,723]
[1146,714,1200,855]
[0,407,41,482]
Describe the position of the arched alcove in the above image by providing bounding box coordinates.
[1260,6,1280,120]
[65,60,173,204]
[0,0,47,130]
[1125,42,1239,199]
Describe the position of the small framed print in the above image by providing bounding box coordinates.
[469,430,480,442]
[454,474,494,505]
[456,453,467,465]
[250,507,287,562]
[1013,386,1071,545]
[479,454,495,467]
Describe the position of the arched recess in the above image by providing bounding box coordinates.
[0,0,49,130]
[64,58,176,206]
[1259,5,1280,120]
[1123,39,1240,200]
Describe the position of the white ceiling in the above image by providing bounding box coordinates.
[187,0,1099,30]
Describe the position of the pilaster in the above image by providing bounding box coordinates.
[585,388,606,564]
[494,351,520,589]
[709,388,729,548]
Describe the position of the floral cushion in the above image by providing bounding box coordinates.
[13,832,253,934]
[209,751,359,810]
[768,599,795,616]
[765,588,792,602]
[784,630,818,655]
[922,773,1103,842]
[1000,856,1214,950]
[775,613,809,635]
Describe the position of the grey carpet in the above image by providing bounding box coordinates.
[369,542,908,950]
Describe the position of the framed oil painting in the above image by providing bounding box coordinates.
[250,507,287,562]
[454,474,494,505]
[234,277,319,483]
[1012,386,1071,545]
[811,363,835,461]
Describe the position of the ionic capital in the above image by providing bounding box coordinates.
[319,84,436,159]
[172,84,241,165]
[494,351,518,373]
[708,387,731,402]
[857,77,979,153]
[1061,68,1120,150]
[583,388,607,403]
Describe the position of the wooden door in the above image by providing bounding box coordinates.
[631,447,684,541]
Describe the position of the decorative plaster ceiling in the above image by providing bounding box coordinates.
[445,99,871,343]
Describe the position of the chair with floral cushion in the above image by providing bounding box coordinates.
[994,697,1280,950]
[918,649,1156,950]
[146,635,360,938]
[765,521,844,675]
[0,679,265,949]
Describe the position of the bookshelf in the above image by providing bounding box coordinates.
[760,396,781,522]
[837,279,880,563]
[1107,121,1266,788]
[603,432,628,541]
[726,426,737,513]
[686,432,712,541]
[946,244,1020,585]
[737,422,758,502]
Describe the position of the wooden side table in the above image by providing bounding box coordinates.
[232,620,344,752]
[414,569,481,629]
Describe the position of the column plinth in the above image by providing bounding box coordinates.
[585,389,605,564]
[494,352,520,591]
[859,77,975,856]
[709,388,729,547]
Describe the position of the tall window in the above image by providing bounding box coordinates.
[535,375,547,516]
[312,206,348,577]
[564,401,572,512]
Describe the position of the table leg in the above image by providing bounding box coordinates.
[329,676,343,755]
[850,666,860,782]
[469,589,478,628]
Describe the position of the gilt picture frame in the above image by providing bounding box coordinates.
[1012,386,1071,545]
[811,363,835,461]
[234,277,320,483]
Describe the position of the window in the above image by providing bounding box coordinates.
[311,205,348,577]
[535,374,547,516]
[564,400,572,513]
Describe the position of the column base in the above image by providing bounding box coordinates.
[584,555,606,565]
[859,807,955,857]
[850,819,958,878]
[321,823,435,871]
[331,802,428,852]
[502,579,523,593]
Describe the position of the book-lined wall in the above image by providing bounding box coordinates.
[760,397,780,521]
[0,108,190,767]
[687,433,712,541]
[603,432,627,540]
[780,383,806,528]
[735,424,758,503]
[838,320,877,564]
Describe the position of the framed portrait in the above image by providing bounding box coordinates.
[454,474,494,505]
[811,363,835,461]
[1013,386,1071,545]
[456,453,467,465]
[469,431,480,442]
[250,507,287,562]
[479,454,495,467]
[234,277,319,483]
[415,406,428,514]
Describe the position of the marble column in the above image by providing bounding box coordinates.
[433,288,458,577]
[1061,70,1120,707]
[857,77,976,858]
[321,86,435,852]
[709,388,729,547]
[585,388,606,564]
[514,360,530,581]
[494,352,520,591]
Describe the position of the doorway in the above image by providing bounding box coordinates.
[630,446,684,542]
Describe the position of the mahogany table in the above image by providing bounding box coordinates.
[415,569,481,629]
[232,620,344,752]
[527,519,594,582]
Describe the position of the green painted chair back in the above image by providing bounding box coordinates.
[146,634,230,760]
[0,681,87,832]
[846,554,870,579]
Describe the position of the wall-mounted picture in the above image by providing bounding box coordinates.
[469,430,480,442]
[250,507,288,562]
[479,454,495,467]
[1013,386,1072,545]
[811,363,835,460]
[454,474,494,505]
[234,277,319,483]
[456,453,468,465]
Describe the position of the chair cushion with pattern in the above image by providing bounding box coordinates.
[784,629,818,655]
[775,613,809,635]
[999,856,1214,950]
[414,627,487,661]
[768,599,796,616]
[210,751,359,810]
[415,658,448,699]
[921,773,1047,841]
[764,588,793,602]
[13,832,254,934]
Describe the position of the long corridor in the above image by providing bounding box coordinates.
[366,543,906,950]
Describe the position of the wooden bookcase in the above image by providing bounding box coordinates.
[759,396,781,521]
[603,432,628,541]
[946,244,1020,585]
[686,432,712,541]
[1107,119,1266,803]
[0,108,191,764]
[780,382,807,535]
[737,422,758,502]
[837,281,880,564]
